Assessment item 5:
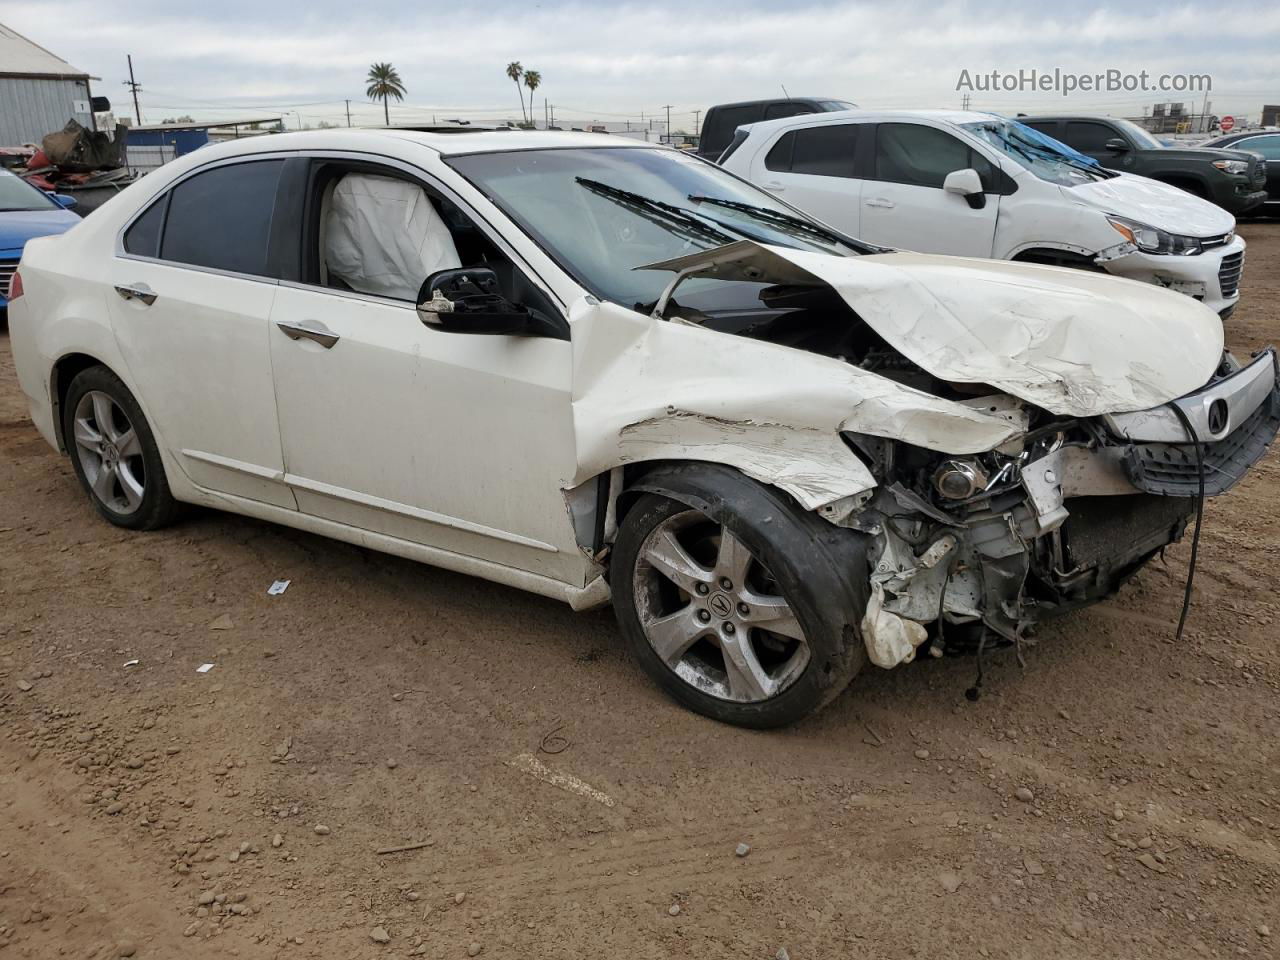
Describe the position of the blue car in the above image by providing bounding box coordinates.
[1,169,80,310]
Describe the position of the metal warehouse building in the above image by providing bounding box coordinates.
[0,22,96,146]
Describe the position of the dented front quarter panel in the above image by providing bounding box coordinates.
[567,296,1025,511]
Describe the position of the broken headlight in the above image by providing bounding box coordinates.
[1107,215,1201,256]
[932,459,989,500]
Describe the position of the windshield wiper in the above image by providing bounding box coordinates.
[991,131,1109,180]
[575,177,738,246]
[687,195,878,251]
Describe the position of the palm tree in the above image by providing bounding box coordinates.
[505,61,526,125]
[523,70,542,128]
[366,63,406,126]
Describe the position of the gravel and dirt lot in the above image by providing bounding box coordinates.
[2,225,1278,960]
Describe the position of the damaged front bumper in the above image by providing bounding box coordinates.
[1098,234,1246,317]
[845,349,1280,668]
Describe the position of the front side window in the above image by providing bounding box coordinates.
[159,160,285,276]
[448,147,867,311]
[1110,119,1163,150]
[766,124,859,178]
[873,123,991,189]
[1063,121,1121,153]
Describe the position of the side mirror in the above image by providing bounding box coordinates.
[1104,138,1130,153]
[51,193,78,210]
[942,168,986,209]
[416,267,547,337]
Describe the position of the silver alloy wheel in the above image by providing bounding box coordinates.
[72,390,146,515]
[632,510,810,703]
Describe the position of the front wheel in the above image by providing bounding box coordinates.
[611,464,869,728]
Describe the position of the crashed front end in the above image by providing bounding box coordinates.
[840,349,1280,668]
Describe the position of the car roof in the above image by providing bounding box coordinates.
[186,128,659,161]
[1015,115,1123,122]
[740,108,999,136]
[708,97,847,110]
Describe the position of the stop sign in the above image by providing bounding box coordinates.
[1221,116,1235,132]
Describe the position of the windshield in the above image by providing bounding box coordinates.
[0,172,58,212]
[1112,118,1163,149]
[447,147,867,311]
[961,119,1112,186]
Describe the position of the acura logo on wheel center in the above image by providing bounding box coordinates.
[709,593,733,618]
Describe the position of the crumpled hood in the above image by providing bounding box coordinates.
[640,241,1224,417]
[1064,173,1235,236]
[769,247,1223,417]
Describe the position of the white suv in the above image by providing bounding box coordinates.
[719,110,1246,317]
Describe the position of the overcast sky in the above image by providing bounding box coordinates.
[3,0,1276,129]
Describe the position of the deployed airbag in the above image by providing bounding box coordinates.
[324,174,461,300]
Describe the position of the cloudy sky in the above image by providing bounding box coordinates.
[2,0,1276,130]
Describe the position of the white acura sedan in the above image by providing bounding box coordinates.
[9,129,1278,727]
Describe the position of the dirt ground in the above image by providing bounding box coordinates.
[2,225,1279,960]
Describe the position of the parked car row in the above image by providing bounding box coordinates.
[717,109,1247,317]
[9,128,1279,727]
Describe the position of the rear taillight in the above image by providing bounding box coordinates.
[7,269,22,301]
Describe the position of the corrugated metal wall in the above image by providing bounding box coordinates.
[0,76,93,146]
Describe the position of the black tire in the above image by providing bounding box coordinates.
[62,365,179,531]
[611,463,869,728]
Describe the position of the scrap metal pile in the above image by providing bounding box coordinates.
[1,119,134,212]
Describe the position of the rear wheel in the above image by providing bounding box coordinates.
[63,366,178,530]
[611,464,868,728]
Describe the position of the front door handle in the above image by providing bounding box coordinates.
[762,180,786,192]
[864,197,895,209]
[276,319,340,349]
[114,282,157,305]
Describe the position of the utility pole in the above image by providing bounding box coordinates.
[345,99,351,127]
[663,104,673,142]
[124,55,142,125]
[693,109,701,136]
[961,92,971,111]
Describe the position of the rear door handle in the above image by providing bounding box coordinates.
[276,319,340,349]
[864,197,895,209]
[114,282,157,305]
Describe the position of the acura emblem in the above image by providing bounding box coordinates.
[709,593,733,619]
[1207,399,1229,436]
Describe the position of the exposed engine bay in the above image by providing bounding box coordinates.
[642,241,1280,671]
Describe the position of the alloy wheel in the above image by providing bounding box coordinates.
[71,390,147,515]
[632,510,810,703]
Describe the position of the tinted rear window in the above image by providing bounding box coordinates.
[160,160,284,276]
[700,105,764,155]
[123,196,166,258]
[766,124,859,178]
